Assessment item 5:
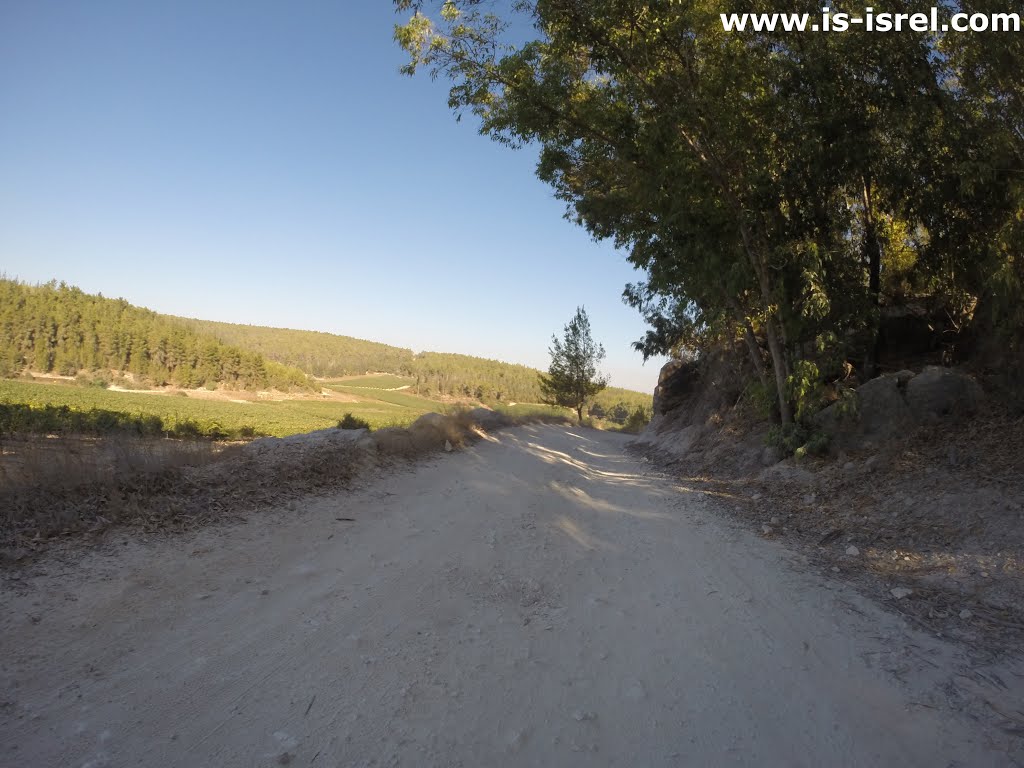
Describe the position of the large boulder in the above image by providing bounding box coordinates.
[811,372,912,450]
[854,374,915,437]
[814,366,983,450]
[652,359,699,416]
[905,366,983,421]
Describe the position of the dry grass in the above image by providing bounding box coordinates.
[0,433,366,553]
[0,407,563,559]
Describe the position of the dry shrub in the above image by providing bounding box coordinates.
[0,432,364,550]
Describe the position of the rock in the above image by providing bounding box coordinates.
[843,461,856,473]
[813,373,913,450]
[770,516,780,525]
[652,359,698,416]
[890,587,913,600]
[905,366,983,421]
[760,464,815,486]
[761,445,782,467]
[947,445,957,465]
[444,440,453,452]
[845,545,860,556]
[893,369,917,386]
[761,525,774,535]
[856,375,915,436]
[0,547,29,565]
[864,455,879,473]
[959,609,973,620]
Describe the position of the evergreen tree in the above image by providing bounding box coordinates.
[539,307,608,423]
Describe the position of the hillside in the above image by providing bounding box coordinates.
[172,316,652,415]
[173,317,416,379]
[0,278,651,429]
[0,279,311,391]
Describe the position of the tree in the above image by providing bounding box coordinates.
[394,1,1022,427]
[539,307,608,423]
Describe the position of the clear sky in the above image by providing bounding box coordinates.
[0,1,664,392]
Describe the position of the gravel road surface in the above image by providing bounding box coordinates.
[1,425,1019,766]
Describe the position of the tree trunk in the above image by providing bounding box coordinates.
[862,175,882,379]
[577,404,584,424]
[736,222,793,425]
[726,296,769,390]
[764,318,793,425]
[742,322,768,389]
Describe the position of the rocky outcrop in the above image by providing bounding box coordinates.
[652,359,700,416]
[905,366,984,421]
[814,366,983,450]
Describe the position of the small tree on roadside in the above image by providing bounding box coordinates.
[540,307,608,424]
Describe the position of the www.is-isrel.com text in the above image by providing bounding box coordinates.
[720,7,1020,32]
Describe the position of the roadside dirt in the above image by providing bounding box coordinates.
[1,426,1021,766]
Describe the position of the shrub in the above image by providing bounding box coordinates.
[337,413,371,430]
[767,422,830,458]
[623,405,650,434]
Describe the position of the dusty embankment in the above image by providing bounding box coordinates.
[1,425,1021,766]
[634,363,1024,662]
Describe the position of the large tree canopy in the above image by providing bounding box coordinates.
[395,0,1022,424]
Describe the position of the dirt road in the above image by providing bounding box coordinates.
[2,425,1020,766]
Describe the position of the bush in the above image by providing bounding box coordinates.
[623,405,650,434]
[337,413,371,430]
[76,371,112,389]
[767,422,830,458]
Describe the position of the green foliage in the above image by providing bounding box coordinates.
[744,379,778,421]
[492,402,569,420]
[539,308,609,423]
[0,401,245,441]
[0,379,429,438]
[174,317,416,379]
[766,423,828,459]
[834,385,860,422]
[395,0,1023,425]
[0,279,314,392]
[176,317,607,406]
[622,405,651,435]
[786,361,827,425]
[337,413,372,430]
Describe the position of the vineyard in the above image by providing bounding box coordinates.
[0,379,436,439]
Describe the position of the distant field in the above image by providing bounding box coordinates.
[0,380,435,438]
[330,374,415,389]
[324,383,439,409]
[494,403,573,420]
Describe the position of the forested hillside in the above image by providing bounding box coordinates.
[1,279,652,414]
[0,279,312,391]
[173,318,416,378]
[176,316,652,410]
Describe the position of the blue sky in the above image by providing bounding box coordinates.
[0,1,664,392]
